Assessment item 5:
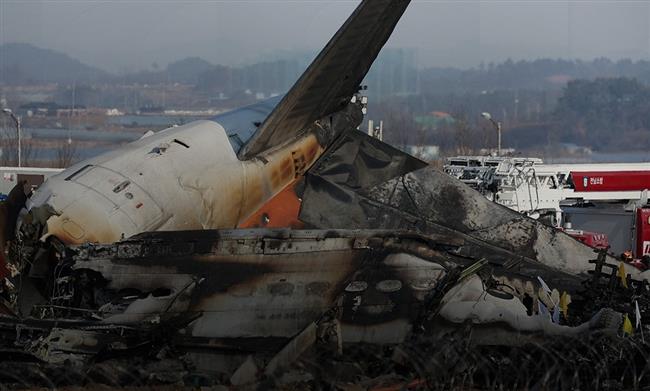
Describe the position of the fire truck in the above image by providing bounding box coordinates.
[444,156,650,257]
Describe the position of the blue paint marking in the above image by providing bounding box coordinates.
[209,95,283,152]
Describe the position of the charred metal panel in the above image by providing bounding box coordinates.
[306,129,427,190]
[65,229,381,338]
[30,228,527,345]
[299,130,426,228]
[56,228,588,345]
[361,167,621,275]
[339,252,447,343]
[299,135,624,279]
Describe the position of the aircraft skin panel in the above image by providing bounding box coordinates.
[238,0,411,159]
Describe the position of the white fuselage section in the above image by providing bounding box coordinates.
[26,119,321,245]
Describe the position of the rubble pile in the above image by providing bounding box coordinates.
[1,243,649,390]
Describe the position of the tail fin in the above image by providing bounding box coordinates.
[238,0,411,159]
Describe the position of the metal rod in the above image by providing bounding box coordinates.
[497,121,502,157]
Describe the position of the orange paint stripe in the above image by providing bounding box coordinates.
[238,180,303,229]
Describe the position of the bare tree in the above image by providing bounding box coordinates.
[0,125,33,166]
[374,101,420,150]
[0,121,16,166]
[55,140,77,168]
[21,141,34,166]
[452,115,475,155]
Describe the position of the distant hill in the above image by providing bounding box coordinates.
[119,56,216,85]
[0,43,110,84]
[416,58,650,94]
[167,57,214,84]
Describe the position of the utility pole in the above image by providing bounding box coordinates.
[481,111,501,156]
[2,108,21,167]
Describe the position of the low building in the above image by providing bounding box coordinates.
[0,166,63,199]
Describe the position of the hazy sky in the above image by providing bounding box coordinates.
[1,0,650,73]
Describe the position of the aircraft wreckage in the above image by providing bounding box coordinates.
[2,1,650,389]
